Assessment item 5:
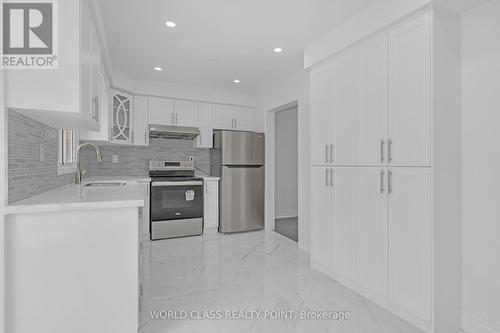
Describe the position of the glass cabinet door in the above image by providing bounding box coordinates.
[111,90,133,143]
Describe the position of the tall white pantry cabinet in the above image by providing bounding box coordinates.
[310,7,461,333]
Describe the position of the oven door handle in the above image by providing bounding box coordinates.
[152,181,204,187]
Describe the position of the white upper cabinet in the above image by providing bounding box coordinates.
[197,103,214,148]
[148,97,175,125]
[212,105,236,130]
[110,90,133,144]
[80,70,110,141]
[388,14,431,167]
[174,100,199,127]
[212,105,255,131]
[133,96,149,146]
[5,0,100,130]
[310,63,334,166]
[388,167,431,322]
[233,107,254,130]
[332,50,358,166]
[212,105,235,130]
[357,36,388,166]
[332,167,358,280]
[89,14,101,126]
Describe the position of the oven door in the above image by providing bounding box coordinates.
[150,180,204,221]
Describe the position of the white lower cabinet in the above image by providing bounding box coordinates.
[358,168,388,299]
[332,168,358,280]
[203,179,219,231]
[311,166,431,325]
[388,167,431,322]
[311,167,334,268]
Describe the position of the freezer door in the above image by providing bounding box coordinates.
[214,130,264,165]
[220,165,265,233]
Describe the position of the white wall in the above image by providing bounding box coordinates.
[461,1,500,332]
[256,70,310,251]
[275,107,298,218]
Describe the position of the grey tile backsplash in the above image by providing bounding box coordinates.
[7,109,209,204]
[82,138,210,177]
[7,110,74,204]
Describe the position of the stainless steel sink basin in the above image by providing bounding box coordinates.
[83,181,127,187]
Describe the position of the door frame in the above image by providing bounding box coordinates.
[264,101,298,233]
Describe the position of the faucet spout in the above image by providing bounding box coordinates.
[75,143,103,184]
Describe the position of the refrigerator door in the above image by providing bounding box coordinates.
[214,130,264,166]
[220,165,264,233]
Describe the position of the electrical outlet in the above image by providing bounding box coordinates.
[112,155,119,163]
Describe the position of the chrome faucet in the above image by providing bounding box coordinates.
[75,143,103,184]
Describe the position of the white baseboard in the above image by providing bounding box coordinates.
[275,212,298,220]
[462,312,500,333]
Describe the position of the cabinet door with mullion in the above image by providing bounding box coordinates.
[111,90,133,144]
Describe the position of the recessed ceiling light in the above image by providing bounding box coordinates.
[273,47,283,53]
[233,79,241,84]
[154,67,163,71]
[165,21,176,28]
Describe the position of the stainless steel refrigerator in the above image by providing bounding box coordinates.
[211,130,265,233]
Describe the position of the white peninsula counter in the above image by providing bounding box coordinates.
[3,178,150,333]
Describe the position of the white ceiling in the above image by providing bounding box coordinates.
[96,0,375,93]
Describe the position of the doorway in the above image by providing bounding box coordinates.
[273,106,298,242]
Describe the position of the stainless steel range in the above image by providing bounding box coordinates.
[149,160,204,240]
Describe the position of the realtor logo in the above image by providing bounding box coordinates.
[2,0,58,69]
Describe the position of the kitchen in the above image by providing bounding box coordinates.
[1,0,500,333]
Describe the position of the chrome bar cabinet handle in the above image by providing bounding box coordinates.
[380,139,385,163]
[380,170,385,193]
[388,170,393,194]
[388,139,393,163]
[325,145,329,164]
[325,168,329,187]
[330,169,334,187]
[330,144,334,164]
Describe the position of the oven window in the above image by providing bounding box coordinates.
[151,185,203,221]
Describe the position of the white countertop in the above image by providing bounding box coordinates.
[195,171,220,181]
[4,176,151,215]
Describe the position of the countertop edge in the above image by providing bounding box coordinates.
[4,199,145,216]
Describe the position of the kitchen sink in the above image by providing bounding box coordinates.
[83,181,127,187]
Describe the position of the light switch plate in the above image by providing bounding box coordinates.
[112,155,119,163]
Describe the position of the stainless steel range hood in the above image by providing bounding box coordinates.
[149,125,201,140]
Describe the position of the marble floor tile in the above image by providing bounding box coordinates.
[139,230,422,333]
